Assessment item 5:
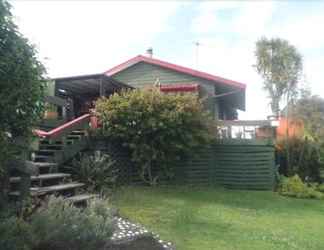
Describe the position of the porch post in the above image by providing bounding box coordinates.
[99,76,105,96]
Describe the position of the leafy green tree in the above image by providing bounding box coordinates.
[291,91,324,142]
[255,37,303,117]
[255,37,303,173]
[291,91,324,170]
[95,88,212,185]
[0,0,46,198]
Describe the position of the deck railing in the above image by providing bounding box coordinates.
[217,120,279,140]
[33,113,91,141]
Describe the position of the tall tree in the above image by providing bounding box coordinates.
[0,0,46,198]
[255,37,303,117]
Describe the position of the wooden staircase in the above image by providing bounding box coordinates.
[9,114,97,205]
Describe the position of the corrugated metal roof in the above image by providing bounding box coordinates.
[105,55,246,90]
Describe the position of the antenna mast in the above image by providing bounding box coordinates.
[195,41,200,69]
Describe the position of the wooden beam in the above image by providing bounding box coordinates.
[44,96,68,107]
[218,120,272,127]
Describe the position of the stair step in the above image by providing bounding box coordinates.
[40,144,64,150]
[66,135,82,139]
[36,149,61,156]
[9,183,84,197]
[33,155,53,162]
[65,194,99,203]
[33,154,52,159]
[40,140,63,145]
[33,162,58,174]
[10,173,71,183]
[70,131,86,136]
[71,129,85,132]
[32,162,58,168]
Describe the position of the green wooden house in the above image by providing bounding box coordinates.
[105,54,246,120]
[45,54,246,123]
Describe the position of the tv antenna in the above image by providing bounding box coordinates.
[194,41,200,69]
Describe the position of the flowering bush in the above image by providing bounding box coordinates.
[95,88,213,185]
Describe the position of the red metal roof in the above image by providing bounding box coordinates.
[104,55,246,90]
[160,84,199,92]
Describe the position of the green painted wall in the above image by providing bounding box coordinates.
[112,62,220,118]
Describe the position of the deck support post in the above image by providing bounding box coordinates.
[99,76,105,96]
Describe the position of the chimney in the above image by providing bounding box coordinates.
[146,47,153,58]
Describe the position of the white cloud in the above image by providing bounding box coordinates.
[192,1,275,37]
[268,14,324,50]
[196,1,243,14]
[232,2,274,36]
[304,56,324,96]
[11,1,182,77]
[191,11,218,34]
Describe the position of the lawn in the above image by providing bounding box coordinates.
[114,186,324,250]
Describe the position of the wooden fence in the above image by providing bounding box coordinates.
[175,139,275,190]
[92,139,276,190]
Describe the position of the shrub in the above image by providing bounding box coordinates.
[0,1,45,200]
[0,196,114,250]
[30,196,114,250]
[70,151,118,192]
[276,137,323,181]
[277,174,324,199]
[95,88,213,185]
[0,1,45,137]
[0,216,33,250]
[316,183,324,193]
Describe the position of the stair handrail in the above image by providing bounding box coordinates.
[34,113,91,140]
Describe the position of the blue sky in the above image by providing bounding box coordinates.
[10,1,324,119]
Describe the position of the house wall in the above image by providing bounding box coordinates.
[112,62,235,119]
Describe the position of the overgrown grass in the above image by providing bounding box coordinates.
[114,186,324,250]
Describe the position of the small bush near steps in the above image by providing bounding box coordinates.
[70,151,118,192]
[0,196,114,250]
[277,174,324,199]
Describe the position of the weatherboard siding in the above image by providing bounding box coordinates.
[113,62,215,93]
[112,62,219,118]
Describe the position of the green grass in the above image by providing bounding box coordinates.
[114,186,324,250]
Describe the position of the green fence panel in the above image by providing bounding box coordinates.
[93,139,276,190]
